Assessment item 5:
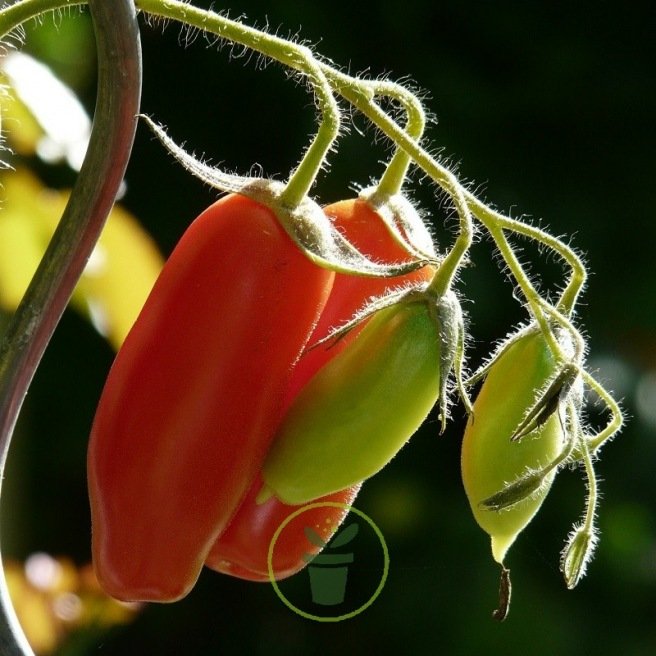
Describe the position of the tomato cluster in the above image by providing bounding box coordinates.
[88,191,435,601]
[88,184,587,611]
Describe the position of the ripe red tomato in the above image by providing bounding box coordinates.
[206,474,361,581]
[88,193,334,602]
[206,195,435,581]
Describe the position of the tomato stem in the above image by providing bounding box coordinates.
[0,0,586,316]
[324,66,474,270]
[482,222,561,353]
[367,80,427,198]
[581,371,625,454]
[0,0,83,39]
[465,193,587,317]
[560,411,600,589]
[0,0,141,652]
[279,65,340,207]
[133,0,342,207]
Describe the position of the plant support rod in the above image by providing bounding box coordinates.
[0,0,142,653]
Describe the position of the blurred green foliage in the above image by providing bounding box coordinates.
[1,1,655,654]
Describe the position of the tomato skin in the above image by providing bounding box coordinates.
[261,299,443,505]
[206,475,361,581]
[206,196,435,580]
[88,193,334,602]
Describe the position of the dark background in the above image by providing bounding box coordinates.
[3,1,655,654]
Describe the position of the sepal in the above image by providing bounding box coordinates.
[142,116,434,277]
[560,523,599,590]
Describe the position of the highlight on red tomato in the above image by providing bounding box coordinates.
[87,193,334,602]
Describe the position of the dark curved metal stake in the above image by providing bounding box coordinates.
[0,1,142,653]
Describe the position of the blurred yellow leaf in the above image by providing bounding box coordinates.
[0,169,55,308]
[0,70,44,157]
[1,51,91,169]
[72,201,164,349]
[0,168,164,350]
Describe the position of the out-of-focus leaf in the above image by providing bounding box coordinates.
[72,201,164,350]
[22,9,96,91]
[0,51,91,169]
[0,168,164,349]
[1,72,45,157]
[0,169,54,307]
[5,561,58,655]
[5,553,142,655]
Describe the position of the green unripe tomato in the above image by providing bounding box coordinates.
[461,329,565,564]
[261,298,445,505]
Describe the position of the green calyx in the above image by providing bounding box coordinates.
[358,186,438,264]
[141,115,436,278]
[259,287,464,505]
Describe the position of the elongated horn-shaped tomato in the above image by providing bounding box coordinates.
[461,329,566,565]
[88,193,334,602]
[260,297,447,505]
[206,196,436,580]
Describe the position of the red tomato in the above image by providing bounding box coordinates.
[206,196,435,581]
[206,474,361,581]
[88,193,334,602]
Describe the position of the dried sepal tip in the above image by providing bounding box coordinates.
[560,522,599,590]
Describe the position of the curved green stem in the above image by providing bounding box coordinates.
[277,56,340,207]
[476,213,587,367]
[465,191,587,317]
[135,0,340,208]
[580,435,598,535]
[0,0,83,38]
[482,221,558,349]
[560,418,599,590]
[0,1,141,653]
[582,371,624,454]
[365,79,426,198]
[537,298,586,362]
[323,66,472,294]
[2,1,584,311]
[2,0,470,296]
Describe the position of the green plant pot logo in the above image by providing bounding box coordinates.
[268,502,389,622]
[304,523,358,605]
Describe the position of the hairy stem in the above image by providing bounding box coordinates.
[482,221,561,355]
[323,67,472,294]
[582,371,624,453]
[0,0,83,39]
[135,0,473,292]
[466,192,587,316]
[277,54,340,207]
[2,0,586,311]
[368,79,426,197]
[0,0,141,652]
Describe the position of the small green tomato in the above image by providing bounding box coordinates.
[260,292,461,505]
[461,328,567,565]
